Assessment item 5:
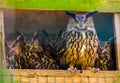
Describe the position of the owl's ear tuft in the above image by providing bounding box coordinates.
[65,11,76,19]
[86,11,98,18]
[32,30,40,41]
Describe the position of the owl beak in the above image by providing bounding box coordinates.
[79,23,83,28]
[78,16,86,29]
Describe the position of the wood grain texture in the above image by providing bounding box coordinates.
[0,9,6,69]
[7,69,120,83]
[114,13,120,70]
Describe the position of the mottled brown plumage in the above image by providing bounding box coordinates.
[59,11,99,70]
[95,37,114,70]
[6,31,59,69]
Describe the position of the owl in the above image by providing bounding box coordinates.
[59,11,99,71]
[8,31,59,69]
[8,34,30,69]
[95,37,114,70]
[5,41,16,69]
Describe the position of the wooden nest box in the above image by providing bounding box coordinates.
[0,8,120,83]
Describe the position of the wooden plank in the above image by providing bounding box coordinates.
[0,33,2,68]
[0,9,6,69]
[114,13,120,70]
[0,9,4,32]
[8,70,120,77]
[7,70,120,83]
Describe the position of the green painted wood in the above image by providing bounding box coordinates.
[0,0,120,12]
[0,69,18,83]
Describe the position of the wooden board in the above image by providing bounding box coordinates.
[7,69,120,83]
[0,9,5,69]
[114,13,120,70]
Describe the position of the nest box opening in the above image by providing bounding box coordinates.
[2,9,117,70]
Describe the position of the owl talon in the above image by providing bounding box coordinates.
[93,68,100,73]
[68,67,77,74]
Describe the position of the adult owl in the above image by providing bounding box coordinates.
[59,11,98,72]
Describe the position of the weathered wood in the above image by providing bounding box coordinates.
[0,9,3,32]
[7,70,120,83]
[8,69,120,76]
[0,9,5,69]
[114,13,120,70]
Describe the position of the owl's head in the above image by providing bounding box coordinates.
[29,30,43,52]
[10,30,42,54]
[9,34,26,54]
[66,11,98,31]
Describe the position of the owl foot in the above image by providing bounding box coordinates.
[68,67,77,74]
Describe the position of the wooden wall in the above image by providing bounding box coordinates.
[0,9,5,68]
[114,13,120,70]
[3,9,68,35]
